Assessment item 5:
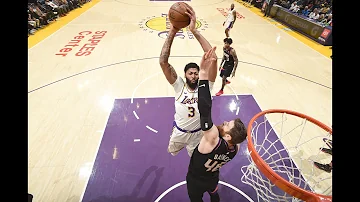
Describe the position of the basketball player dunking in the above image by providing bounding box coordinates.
[223,3,237,38]
[215,38,238,96]
[159,4,215,157]
[186,46,247,202]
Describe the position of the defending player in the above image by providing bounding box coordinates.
[215,38,239,96]
[159,4,215,157]
[186,46,247,202]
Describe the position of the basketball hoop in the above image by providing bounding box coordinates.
[241,109,332,202]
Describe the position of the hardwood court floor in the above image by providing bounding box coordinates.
[28,0,332,201]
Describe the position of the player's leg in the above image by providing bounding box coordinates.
[223,21,228,37]
[224,21,231,38]
[225,28,229,38]
[185,131,203,157]
[219,66,230,83]
[206,180,220,202]
[186,174,206,202]
[216,65,232,96]
[216,65,226,96]
[207,186,220,202]
[224,64,234,81]
[216,75,227,96]
[225,22,233,38]
[220,68,230,84]
[167,127,188,156]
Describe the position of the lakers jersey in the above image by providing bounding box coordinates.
[226,8,236,23]
[171,76,214,131]
[188,135,238,180]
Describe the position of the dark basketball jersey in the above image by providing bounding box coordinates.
[187,135,238,181]
[223,47,234,66]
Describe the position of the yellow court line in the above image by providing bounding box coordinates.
[28,0,101,49]
[238,1,332,58]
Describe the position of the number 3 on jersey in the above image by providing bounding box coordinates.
[188,107,195,117]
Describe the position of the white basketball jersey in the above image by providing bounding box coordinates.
[226,9,236,22]
[172,76,214,131]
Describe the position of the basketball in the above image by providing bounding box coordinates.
[168,2,191,29]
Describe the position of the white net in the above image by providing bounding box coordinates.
[240,110,332,202]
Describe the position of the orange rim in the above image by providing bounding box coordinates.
[247,109,332,201]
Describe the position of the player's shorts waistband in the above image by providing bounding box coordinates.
[187,170,219,182]
[173,121,201,133]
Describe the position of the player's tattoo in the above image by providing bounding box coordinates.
[167,64,178,79]
[159,32,175,65]
[160,31,178,80]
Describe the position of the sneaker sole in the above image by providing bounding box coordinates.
[323,138,332,148]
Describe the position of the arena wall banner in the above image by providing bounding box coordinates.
[271,6,331,45]
[317,26,332,46]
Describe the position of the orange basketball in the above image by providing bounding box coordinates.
[168,2,191,29]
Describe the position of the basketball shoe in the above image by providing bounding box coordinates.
[323,138,332,149]
[314,162,332,173]
[320,147,332,155]
[216,90,224,96]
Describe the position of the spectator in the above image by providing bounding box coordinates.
[312,0,322,10]
[319,4,330,15]
[264,0,275,17]
[301,5,310,16]
[244,0,254,8]
[306,1,313,10]
[289,1,300,13]
[28,0,92,36]
[283,0,332,22]
[36,1,58,22]
[70,0,84,8]
[28,11,41,36]
[320,13,332,26]
[282,1,291,9]
[261,0,270,13]
[317,13,325,23]
[28,3,49,26]
[45,0,67,17]
[308,8,320,20]
[53,0,71,13]
[28,11,40,29]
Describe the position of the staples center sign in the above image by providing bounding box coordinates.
[55,31,107,57]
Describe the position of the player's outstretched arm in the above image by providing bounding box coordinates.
[159,25,180,85]
[184,5,216,82]
[198,47,219,145]
[208,47,219,82]
[184,5,212,53]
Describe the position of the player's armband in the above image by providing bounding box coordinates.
[198,80,213,131]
